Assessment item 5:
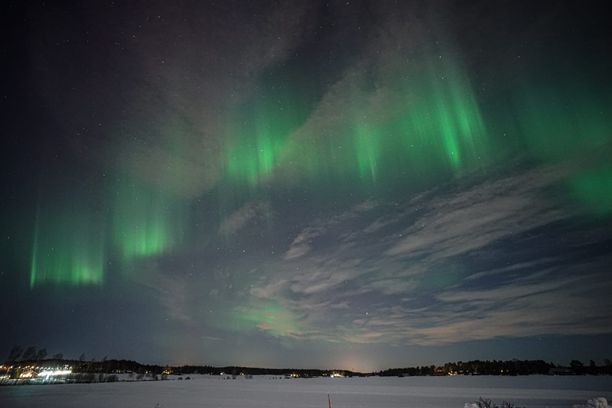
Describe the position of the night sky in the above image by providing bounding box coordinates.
[2,1,612,372]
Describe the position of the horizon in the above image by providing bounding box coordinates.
[4,354,608,374]
[2,0,612,375]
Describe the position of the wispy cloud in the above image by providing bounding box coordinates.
[330,262,612,346]
[284,227,326,260]
[243,165,612,345]
[218,201,271,236]
[284,200,379,260]
[464,257,560,281]
[385,166,569,259]
[153,165,612,347]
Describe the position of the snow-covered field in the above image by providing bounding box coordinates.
[1,375,611,408]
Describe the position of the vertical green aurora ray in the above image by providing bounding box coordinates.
[30,205,105,287]
[397,54,487,172]
[354,121,380,181]
[277,50,491,192]
[112,179,185,260]
[346,51,489,186]
[29,209,40,288]
[224,83,312,188]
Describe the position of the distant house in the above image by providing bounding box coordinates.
[548,367,572,375]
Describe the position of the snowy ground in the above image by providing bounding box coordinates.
[1,375,611,408]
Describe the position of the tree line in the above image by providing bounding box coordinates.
[376,359,612,376]
[4,345,612,376]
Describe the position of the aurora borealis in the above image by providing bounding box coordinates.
[112,178,185,260]
[2,1,612,371]
[30,204,105,287]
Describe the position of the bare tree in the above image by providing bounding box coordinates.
[36,348,47,361]
[22,346,37,361]
[7,345,23,362]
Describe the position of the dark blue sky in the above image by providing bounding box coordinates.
[2,0,612,371]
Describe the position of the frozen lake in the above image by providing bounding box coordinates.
[1,375,611,408]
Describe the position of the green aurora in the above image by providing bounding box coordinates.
[569,165,612,217]
[224,83,313,188]
[27,56,612,294]
[274,51,492,190]
[224,300,302,339]
[111,178,186,260]
[9,0,612,371]
[30,205,105,288]
[510,80,612,215]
